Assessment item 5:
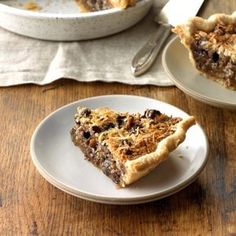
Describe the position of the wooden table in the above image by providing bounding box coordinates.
[1,1,236,235]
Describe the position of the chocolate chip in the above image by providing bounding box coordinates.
[212,52,219,62]
[75,118,81,125]
[80,108,91,117]
[116,115,125,127]
[92,125,102,133]
[125,149,133,155]
[83,131,90,139]
[144,109,161,119]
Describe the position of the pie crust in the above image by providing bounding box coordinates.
[173,12,236,90]
[70,107,195,187]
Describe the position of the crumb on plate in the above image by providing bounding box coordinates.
[23,1,42,11]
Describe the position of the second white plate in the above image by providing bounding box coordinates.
[162,37,236,110]
[30,95,208,204]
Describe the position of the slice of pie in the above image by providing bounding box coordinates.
[173,12,236,90]
[70,106,195,187]
[75,0,136,12]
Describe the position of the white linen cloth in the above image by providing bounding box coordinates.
[0,0,173,86]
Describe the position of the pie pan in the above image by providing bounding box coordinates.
[0,0,153,41]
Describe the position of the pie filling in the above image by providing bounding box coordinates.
[71,127,123,184]
[76,0,112,11]
[190,22,236,88]
[76,0,137,11]
[70,107,182,185]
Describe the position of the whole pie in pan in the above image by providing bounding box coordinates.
[70,106,195,187]
[173,12,236,90]
[76,0,136,12]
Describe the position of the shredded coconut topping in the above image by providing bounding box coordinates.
[193,22,236,63]
[74,107,182,162]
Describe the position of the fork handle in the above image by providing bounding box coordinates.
[131,24,172,76]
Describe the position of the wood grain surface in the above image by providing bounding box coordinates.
[1,1,236,235]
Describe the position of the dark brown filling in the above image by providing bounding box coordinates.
[191,40,236,87]
[78,0,112,11]
[71,127,123,184]
[190,23,236,88]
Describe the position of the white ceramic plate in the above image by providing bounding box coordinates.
[162,37,236,110]
[30,95,208,204]
[0,0,153,41]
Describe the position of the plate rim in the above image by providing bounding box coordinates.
[33,159,206,204]
[162,36,236,109]
[30,94,209,203]
[0,0,152,19]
